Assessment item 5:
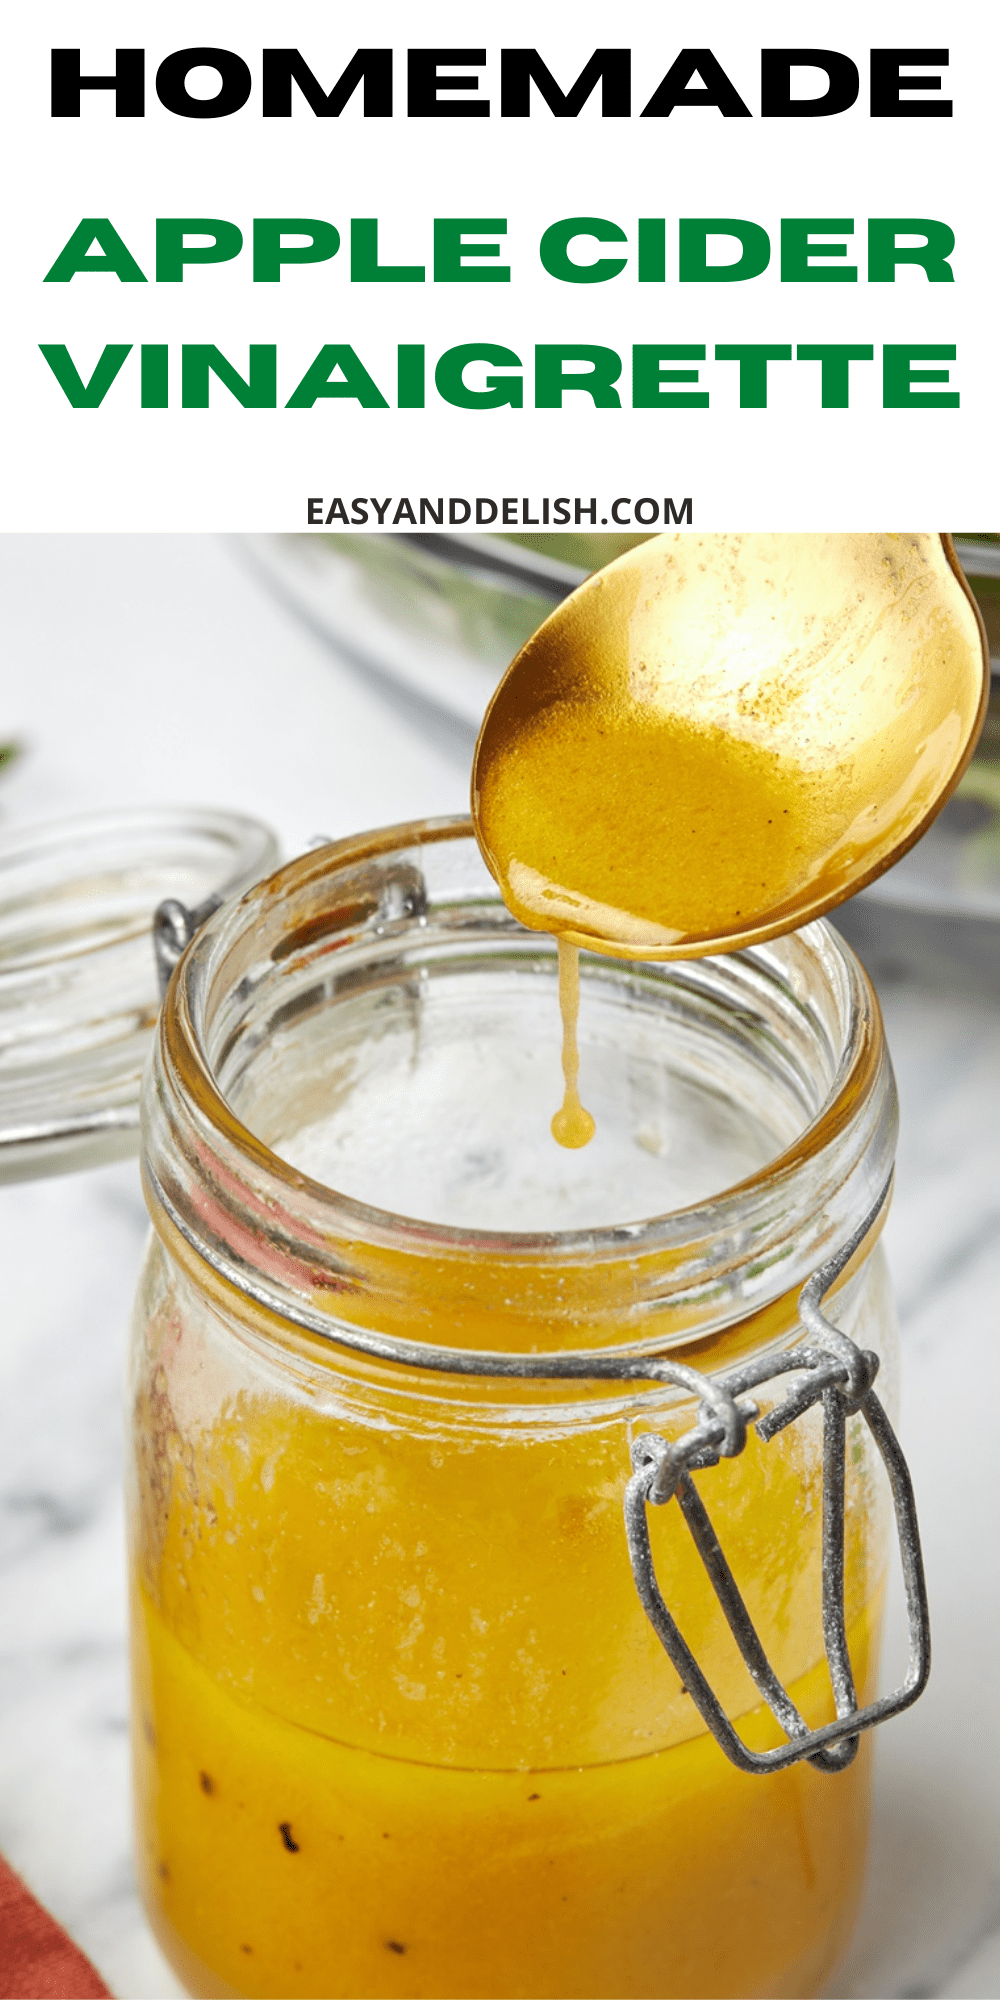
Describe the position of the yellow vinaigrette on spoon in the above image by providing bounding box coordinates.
[472,532,989,1148]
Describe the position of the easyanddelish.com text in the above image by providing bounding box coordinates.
[306,496,693,528]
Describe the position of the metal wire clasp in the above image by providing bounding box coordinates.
[153,893,223,1000]
[624,1180,930,1774]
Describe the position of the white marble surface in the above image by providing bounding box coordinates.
[0,537,998,2000]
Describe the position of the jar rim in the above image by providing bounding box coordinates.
[144,817,897,1359]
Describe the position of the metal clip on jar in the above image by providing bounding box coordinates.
[131,817,926,2000]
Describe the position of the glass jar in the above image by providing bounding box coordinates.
[0,804,277,1182]
[129,816,902,2000]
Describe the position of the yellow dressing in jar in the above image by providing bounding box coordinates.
[131,1205,887,2000]
[130,820,900,1999]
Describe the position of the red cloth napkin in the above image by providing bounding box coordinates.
[0,1857,111,2000]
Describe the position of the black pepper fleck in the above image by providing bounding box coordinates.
[240,1945,252,1955]
[386,1941,407,1955]
[199,1771,215,1796]
[279,1822,300,1852]
[527,1793,541,1802]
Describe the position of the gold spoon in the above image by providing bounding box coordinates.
[471,533,990,962]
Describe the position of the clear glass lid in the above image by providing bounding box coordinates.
[0,804,278,1183]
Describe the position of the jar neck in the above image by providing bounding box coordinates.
[143,818,897,1364]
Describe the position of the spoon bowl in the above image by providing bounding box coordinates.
[471,533,990,958]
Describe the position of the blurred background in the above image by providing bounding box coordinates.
[0,531,997,2000]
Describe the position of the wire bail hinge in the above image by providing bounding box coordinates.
[624,1178,930,1776]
